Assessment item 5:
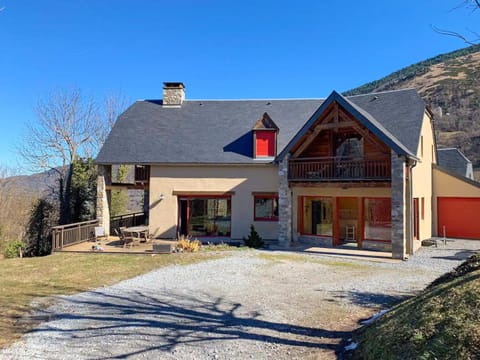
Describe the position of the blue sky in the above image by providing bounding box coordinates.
[0,0,478,171]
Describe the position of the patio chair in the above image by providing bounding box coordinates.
[116,227,134,248]
[94,226,106,242]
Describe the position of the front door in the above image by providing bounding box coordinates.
[300,197,333,237]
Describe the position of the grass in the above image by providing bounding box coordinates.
[0,251,224,348]
[352,253,480,359]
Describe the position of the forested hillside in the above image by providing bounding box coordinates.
[345,45,480,171]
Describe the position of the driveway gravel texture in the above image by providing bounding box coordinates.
[1,239,478,360]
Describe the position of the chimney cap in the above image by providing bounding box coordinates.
[163,82,185,89]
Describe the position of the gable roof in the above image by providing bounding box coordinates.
[96,88,426,165]
[437,148,472,178]
[278,90,421,160]
[252,112,279,130]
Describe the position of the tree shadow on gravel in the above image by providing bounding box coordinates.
[30,289,351,359]
[328,290,411,308]
[430,249,479,261]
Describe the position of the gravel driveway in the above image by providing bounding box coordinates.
[1,239,479,360]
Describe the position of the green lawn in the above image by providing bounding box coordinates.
[0,252,224,348]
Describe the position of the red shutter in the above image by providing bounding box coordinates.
[255,131,275,157]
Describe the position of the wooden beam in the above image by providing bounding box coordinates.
[292,121,357,158]
[351,124,389,153]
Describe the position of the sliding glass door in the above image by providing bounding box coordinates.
[178,196,231,237]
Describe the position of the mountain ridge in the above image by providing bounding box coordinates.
[345,44,480,172]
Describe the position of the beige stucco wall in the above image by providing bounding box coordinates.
[149,164,279,240]
[291,186,391,241]
[411,112,435,243]
[432,166,480,235]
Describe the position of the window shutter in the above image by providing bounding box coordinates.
[255,131,275,157]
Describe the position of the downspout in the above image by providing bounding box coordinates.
[290,189,294,245]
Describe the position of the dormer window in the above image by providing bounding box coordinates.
[255,130,276,158]
[252,112,279,159]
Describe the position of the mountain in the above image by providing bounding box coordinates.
[344,44,480,172]
[0,169,58,196]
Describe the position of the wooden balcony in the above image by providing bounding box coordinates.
[288,157,391,182]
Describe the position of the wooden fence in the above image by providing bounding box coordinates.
[51,212,147,251]
[51,219,99,250]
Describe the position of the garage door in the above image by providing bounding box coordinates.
[437,197,480,239]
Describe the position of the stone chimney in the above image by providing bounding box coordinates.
[163,82,185,107]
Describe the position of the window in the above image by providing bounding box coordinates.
[364,198,391,241]
[255,130,276,157]
[335,136,363,158]
[178,196,231,237]
[254,194,278,221]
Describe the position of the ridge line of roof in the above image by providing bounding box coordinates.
[140,98,326,102]
[138,88,418,102]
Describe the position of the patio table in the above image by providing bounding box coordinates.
[123,225,149,242]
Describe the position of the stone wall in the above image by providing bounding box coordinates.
[97,165,111,236]
[278,155,292,246]
[362,240,392,252]
[391,152,406,259]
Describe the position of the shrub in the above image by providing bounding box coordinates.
[4,240,25,259]
[243,225,264,248]
[176,235,201,252]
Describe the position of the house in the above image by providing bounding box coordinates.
[96,82,480,259]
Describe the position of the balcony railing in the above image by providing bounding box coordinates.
[288,157,391,181]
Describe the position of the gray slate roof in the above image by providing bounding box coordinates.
[437,148,472,178]
[96,88,426,165]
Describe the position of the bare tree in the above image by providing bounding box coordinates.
[18,88,128,225]
[93,91,129,152]
[0,164,18,179]
[433,1,480,44]
[19,89,101,224]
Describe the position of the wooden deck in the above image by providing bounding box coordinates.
[57,237,177,254]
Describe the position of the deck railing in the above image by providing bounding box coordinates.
[288,157,391,181]
[51,219,99,250]
[110,211,147,234]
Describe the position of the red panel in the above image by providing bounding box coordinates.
[413,198,419,240]
[438,197,480,239]
[255,131,275,157]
